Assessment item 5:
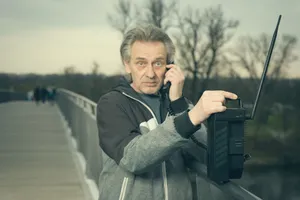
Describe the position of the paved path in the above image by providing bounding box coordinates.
[0,101,93,200]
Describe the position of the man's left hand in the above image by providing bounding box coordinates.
[163,64,185,101]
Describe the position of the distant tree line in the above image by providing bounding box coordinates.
[0,69,300,166]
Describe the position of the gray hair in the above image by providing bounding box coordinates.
[120,24,175,64]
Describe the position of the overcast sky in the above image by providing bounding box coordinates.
[0,0,299,77]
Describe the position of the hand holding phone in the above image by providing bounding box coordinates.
[162,61,185,101]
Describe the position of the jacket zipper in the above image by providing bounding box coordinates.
[162,162,169,200]
[119,177,128,200]
[122,92,169,200]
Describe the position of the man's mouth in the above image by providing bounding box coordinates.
[143,82,157,86]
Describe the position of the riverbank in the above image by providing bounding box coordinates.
[245,160,300,172]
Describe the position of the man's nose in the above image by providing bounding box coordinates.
[145,66,155,78]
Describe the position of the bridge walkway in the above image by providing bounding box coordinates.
[0,101,93,200]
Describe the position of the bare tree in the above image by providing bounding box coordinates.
[107,0,178,37]
[107,0,137,36]
[63,65,76,75]
[142,0,178,32]
[91,61,100,75]
[173,5,239,102]
[62,65,79,92]
[231,34,298,95]
[89,61,103,101]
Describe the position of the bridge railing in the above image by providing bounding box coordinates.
[56,88,262,200]
[0,90,28,103]
[55,89,101,199]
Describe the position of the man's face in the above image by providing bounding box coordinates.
[124,41,167,95]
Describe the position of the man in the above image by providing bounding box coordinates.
[96,24,237,200]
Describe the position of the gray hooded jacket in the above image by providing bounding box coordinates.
[96,77,207,200]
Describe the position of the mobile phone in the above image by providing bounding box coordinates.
[162,61,174,91]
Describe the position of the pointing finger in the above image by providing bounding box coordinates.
[221,91,238,100]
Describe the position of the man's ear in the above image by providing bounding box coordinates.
[124,60,131,74]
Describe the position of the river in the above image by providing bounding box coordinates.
[236,165,300,200]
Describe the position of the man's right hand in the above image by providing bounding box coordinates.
[188,90,238,126]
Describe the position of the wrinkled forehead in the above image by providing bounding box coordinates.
[130,40,167,61]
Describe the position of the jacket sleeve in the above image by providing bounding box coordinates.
[96,93,200,174]
[170,97,208,168]
[181,125,208,168]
